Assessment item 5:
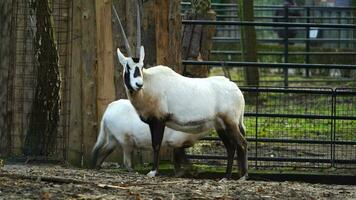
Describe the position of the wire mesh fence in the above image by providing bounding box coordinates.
[2,0,70,161]
[187,87,356,170]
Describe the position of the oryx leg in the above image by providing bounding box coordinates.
[122,144,134,171]
[173,147,190,177]
[146,117,165,177]
[92,138,117,169]
[216,128,236,179]
[231,122,248,179]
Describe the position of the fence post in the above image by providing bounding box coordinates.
[254,86,259,169]
[331,89,336,168]
[305,7,310,78]
[95,0,115,127]
[67,0,83,167]
[283,5,289,87]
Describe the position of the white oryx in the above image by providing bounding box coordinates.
[117,46,247,179]
[91,99,205,174]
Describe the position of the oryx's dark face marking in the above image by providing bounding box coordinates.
[123,57,144,92]
[117,46,146,92]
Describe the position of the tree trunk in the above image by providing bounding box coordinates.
[239,0,259,86]
[0,1,13,156]
[155,0,182,73]
[352,0,356,79]
[23,0,61,156]
[181,0,215,78]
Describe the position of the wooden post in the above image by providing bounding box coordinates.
[68,0,116,167]
[68,0,98,167]
[93,0,117,165]
[95,0,116,123]
[154,0,182,160]
[80,0,99,168]
[67,0,84,167]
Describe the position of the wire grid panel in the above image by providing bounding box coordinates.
[334,88,356,168]
[245,87,333,169]
[186,87,337,170]
[7,0,70,160]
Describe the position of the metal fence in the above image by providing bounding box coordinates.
[182,2,356,171]
[181,2,356,87]
[187,87,356,170]
[1,0,70,160]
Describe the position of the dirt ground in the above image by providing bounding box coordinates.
[0,164,356,200]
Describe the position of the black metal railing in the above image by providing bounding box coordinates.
[186,87,356,169]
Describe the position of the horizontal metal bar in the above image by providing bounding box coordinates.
[213,37,356,43]
[187,155,335,163]
[182,60,356,70]
[241,87,333,93]
[253,79,355,83]
[181,2,356,10]
[200,137,356,145]
[189,155,356,165]
[211,50,356,56]
[215,27,354,31]
[213,37,356,44]
[244,113,333,119]
[245,113,356,120]
[182,20,356,28]
[215,15,356,20]
[240,87,356,95]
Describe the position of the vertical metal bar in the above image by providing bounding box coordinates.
[254,86,259,169]
[305,7,310,78]
[331,89,336,168]
[283,5,289,87]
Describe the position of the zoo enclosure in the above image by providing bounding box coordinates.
[181,2,356,171]
[1,1,355,173]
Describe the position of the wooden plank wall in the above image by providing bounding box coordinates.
[67,0,116,167]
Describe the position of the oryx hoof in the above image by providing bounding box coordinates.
[147,170,158,177]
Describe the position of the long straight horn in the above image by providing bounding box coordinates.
[112,5,133,57]
[135,0,142,58]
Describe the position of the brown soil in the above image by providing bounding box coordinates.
[0,164,355,200]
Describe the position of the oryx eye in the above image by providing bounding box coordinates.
[133,67,141,78]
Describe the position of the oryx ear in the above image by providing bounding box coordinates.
[139,46,145,65]
[117,48,127,67]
